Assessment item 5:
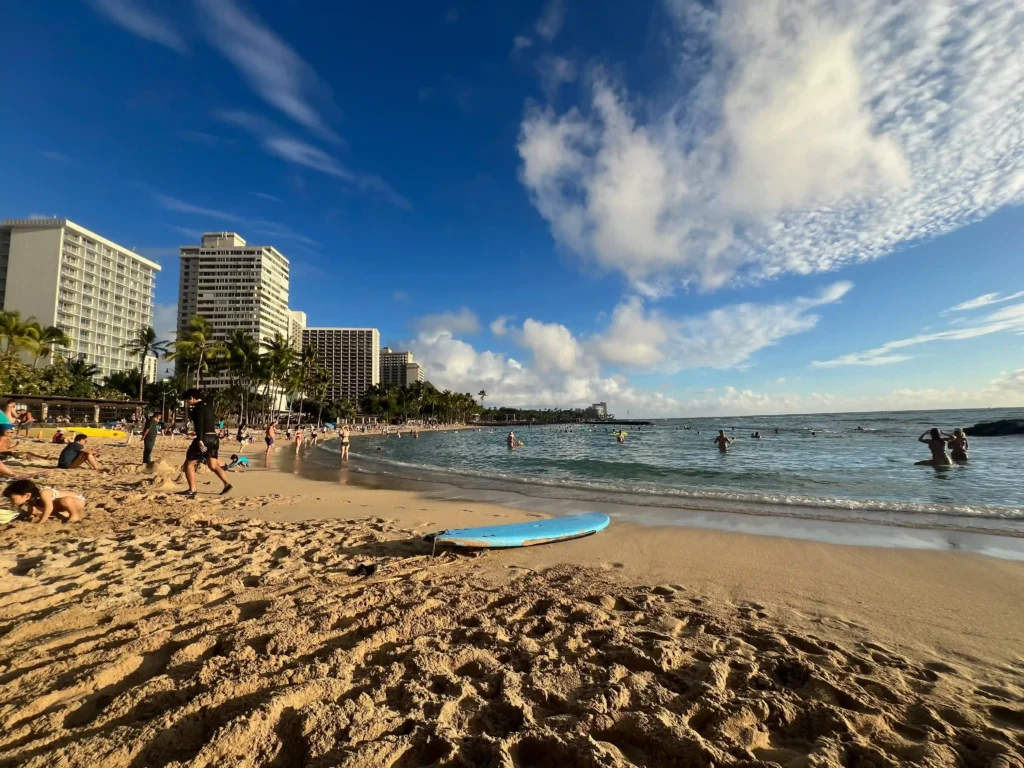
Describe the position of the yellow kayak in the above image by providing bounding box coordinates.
[32,427,127,440]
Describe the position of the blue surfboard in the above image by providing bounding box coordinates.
[430,512,610,549]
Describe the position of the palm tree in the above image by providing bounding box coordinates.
[224,329,259,423]
[478,389,487,410]
[123,326,171,402]
[291,346,319,427]
[31,325,72,367]
[260,333,297,421]
[167,316,223,388]
[0,311,42,378]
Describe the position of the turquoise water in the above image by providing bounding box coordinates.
[338,408,1024,535]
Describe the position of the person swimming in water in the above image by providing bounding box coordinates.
[713,430,733,452]
[947,427,969,462]
[916,428,953,466]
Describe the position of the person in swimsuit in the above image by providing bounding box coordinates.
[947,428,969,462]
[3,479,85,523]
[916,428,953,466]
[265,423,276,461]
[340,426,351,461]
[714,430,734,452]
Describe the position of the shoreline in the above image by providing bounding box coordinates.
[1,438,1023,766]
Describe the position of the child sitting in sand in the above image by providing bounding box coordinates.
[2,479,85,523]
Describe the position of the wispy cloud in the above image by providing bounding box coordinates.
[513,35,534,50]
[519,0,1024,294]
[254,192,282,203]
[942,291,1024,314]
[392,290,411,302]
[157,194,244,223]
[175,130,227,148]
[163,223,203,240]
[413,308,481,338]
[536,54,576,101]
[89,0,187,54]
[251,222,319,247]
[216,110,412,210]
[814,302,1024,367]
[38,150,73,163]
[195,0,338,142]
[534,0,566,42]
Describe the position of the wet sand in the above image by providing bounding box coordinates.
[0,437,1022,767]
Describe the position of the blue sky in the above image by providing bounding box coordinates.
[2,0,1023,416]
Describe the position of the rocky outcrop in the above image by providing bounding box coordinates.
[964,419,1024,436]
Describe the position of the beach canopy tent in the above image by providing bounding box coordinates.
[0,394,144,426]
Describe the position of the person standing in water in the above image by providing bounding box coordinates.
[264,422,276,462]
[713,430,734,452]
[340,425,351,461]
[916,428,952,466]
[947,428,969,462]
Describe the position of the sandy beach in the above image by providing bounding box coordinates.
[1,437,1022,767]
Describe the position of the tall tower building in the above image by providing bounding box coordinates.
[289,310,307,351]
[0,218,160,380]
[380,346,426,387]
[177,232,292,389]
[301,328,379,403]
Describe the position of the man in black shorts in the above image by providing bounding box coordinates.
[182,389,232,499]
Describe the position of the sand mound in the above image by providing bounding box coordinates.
[2,513,1022,768]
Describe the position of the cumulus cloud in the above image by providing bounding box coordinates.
[535,0,567,42]
[518,0,1024,293]
[196,0,338,142]
[942,290,1024,314]
[90,0,187,54]
[489,315,514,336]
[594,281,852,371]
[814,301,1024,367]
[405,286,848,415]
[412,308,481,339]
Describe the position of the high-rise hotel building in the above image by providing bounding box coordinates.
[380,347,426,387]
[177,232,293,389]
[301,328,379,402]
[0,218,160,380]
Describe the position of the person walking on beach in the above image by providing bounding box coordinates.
[916,428,952,466]
[264,422,276,462]
[182,389,232,499]
[141,412,161,466]
[714,430,734,452]
[947,428,969,462]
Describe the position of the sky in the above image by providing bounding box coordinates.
[2,0,1023,417]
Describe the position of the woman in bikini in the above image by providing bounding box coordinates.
[3,479,85,523]
[947,428,969,462]
[916,428,953,466]
[340,426,351,461]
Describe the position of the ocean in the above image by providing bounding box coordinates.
[327,407,1024,538]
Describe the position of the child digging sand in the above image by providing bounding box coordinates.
[2,479,85,523]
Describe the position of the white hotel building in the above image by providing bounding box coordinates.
[177,232,294,390]
[0,218,160,380]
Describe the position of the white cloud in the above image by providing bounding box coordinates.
[38,150,73,163]
[413,308,481,339]
[518,0,1024,292]
[156,195,244,223]
[535,0,567,42]
[942,290,1024,314]
[90,0,187,54]
[489,315,515,336]
[392,290,411,302]
[594,281,852,371]
[814,301,1024,367]
[517,319,585,374]
[195,0,338,142]
[513,35,534,50]
[537,55,577,100]
[254,192,282,203]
